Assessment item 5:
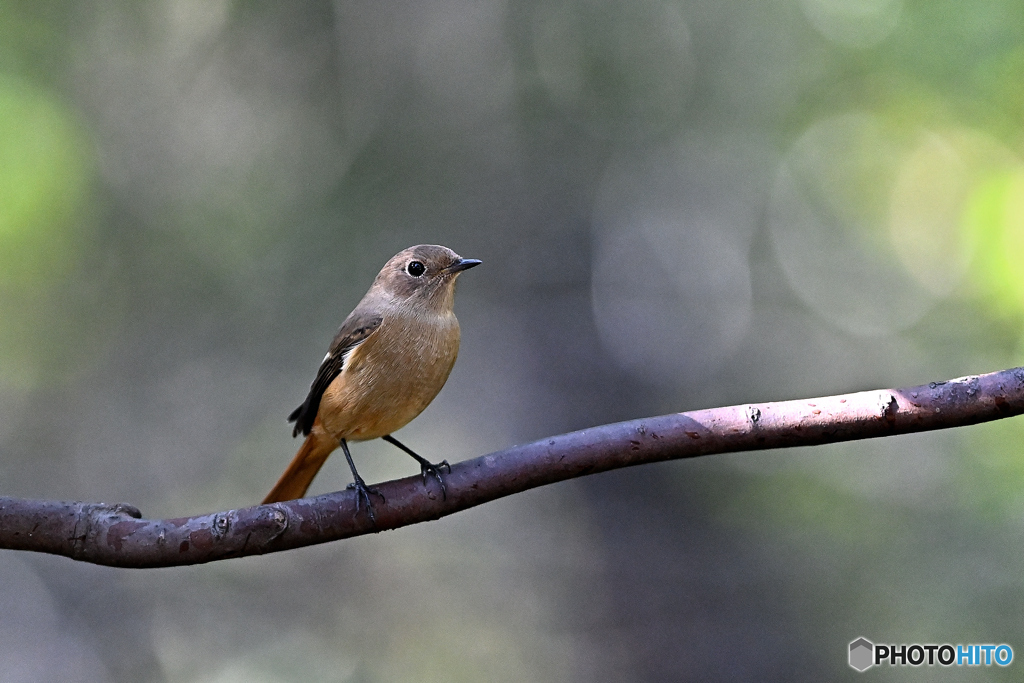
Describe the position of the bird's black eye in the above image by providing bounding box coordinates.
[407,261,425,277]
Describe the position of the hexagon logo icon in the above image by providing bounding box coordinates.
[849,637,874,671]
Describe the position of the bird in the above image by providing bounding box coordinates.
[262,244,480,519]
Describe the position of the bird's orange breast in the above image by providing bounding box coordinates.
[318,308,460,441]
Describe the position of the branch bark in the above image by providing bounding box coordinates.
[3,367,1023,568]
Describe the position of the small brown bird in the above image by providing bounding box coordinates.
[262,244,480,516]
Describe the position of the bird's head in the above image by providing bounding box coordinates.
[376,244,481,311]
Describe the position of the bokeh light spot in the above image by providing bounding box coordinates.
[800,0,902,49]
[0,76,89,288]
[592,135,764,384]
[965,167,1024,317]
[769,112,938,335]
[0,76,93,390]
[532,0,694,140]
[887,132,973,297]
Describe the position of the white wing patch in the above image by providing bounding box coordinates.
[330,343,362,376]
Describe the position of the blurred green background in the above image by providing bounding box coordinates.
[1,0,1023,680]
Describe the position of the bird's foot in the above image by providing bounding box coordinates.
[346,477,385,523]
[380,435,451,501]
[418,459,451,500]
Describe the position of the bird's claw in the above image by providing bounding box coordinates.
[419,459,451,500]
[347,478,385,522]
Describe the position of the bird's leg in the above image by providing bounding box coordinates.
[340,438,384,522]
[382,435,450,500]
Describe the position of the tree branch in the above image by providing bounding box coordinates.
[3,367,1023,568]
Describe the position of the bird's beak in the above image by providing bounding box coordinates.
[444,258,482,274]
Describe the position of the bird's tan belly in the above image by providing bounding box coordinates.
[318,314,459,441]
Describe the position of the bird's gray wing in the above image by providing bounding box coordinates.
[287,311,383,437]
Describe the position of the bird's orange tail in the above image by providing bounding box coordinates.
[262,430,338,504]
